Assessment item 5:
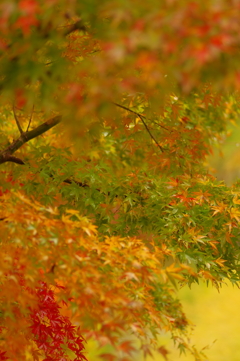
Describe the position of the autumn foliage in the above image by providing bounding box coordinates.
[1,1,240,360]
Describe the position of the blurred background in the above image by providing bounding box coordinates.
[148,280,240,361]
[208,122,240,186]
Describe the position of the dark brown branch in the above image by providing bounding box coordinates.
[113,103,164,153]
[7,156,25,165]
[63,177,106,194]
[63,178,89,188]
[64,21,87,36]
[0,115,62,165]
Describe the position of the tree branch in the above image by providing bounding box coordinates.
[64,20,87,36]
[0,115,62,165]
[63,178,89,189]
[113,103,164,153]
[6,156,25,165]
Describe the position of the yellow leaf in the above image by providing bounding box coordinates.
[215,258,227,268]
[229,207,240,222]
[233,197,240,205]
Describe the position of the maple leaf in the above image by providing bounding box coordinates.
[99,354,115,361]
[211,201,227,216]
[233,196,240,205]
[31,349,42,361]
[123,272,140,282]
[118,341,135,354]
[214,258,227,268]
[158,346,169,360]
[229,207,240,222]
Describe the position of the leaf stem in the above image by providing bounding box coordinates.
[13,105,24,135]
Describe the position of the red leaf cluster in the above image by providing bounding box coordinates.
[29,282,87,361]
[0,281,87,361]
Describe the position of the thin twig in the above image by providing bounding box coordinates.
[113,102,164,153]
[152,119,172,132]
[13,105,24,135]
[26,105,34,132]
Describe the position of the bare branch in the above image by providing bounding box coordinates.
[0,115,62,165]
[113,102,164,153]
